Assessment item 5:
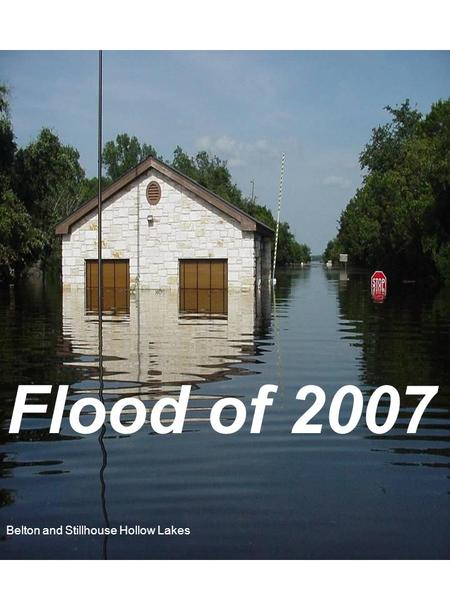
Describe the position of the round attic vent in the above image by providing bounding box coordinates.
[146,181,161,205]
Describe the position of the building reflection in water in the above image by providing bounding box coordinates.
[63,284,271,559]
[62,286,271,401]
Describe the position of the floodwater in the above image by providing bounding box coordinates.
[0,264,449,559]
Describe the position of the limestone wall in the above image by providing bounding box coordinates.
[61,170,259,290]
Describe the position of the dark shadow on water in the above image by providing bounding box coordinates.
[334,267,450,472]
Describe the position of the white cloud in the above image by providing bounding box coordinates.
[196,134,279,168]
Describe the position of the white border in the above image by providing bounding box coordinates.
[2,0,450,50]
[2,560,448,598]
[1,0,449,586]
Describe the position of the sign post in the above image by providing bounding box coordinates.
[339,253,348,272]
[371,271,387,303]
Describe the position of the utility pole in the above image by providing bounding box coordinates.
[97,50,103,319]
[97,49,110,560]
[250,179,255,203]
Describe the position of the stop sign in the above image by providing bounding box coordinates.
[371,271,387,303]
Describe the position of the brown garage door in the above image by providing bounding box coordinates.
[179,259,228,314]
[86,259,129,314]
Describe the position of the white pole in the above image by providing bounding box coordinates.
[272,153,285,285]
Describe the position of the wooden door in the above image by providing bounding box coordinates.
[85,259,129,314]
[179,259,228,314]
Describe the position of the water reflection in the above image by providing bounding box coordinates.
[333,268,450,471]
[1,266,449,559]
[0,281,271,535]
[63,287,270,398]
[79,285,271,559]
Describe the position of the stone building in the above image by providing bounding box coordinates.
[56,156,273,313]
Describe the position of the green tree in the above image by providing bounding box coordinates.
[172,147,244,206]
[0,182,42,282]
[359,100,422,174]
[324,98,450,281]
[0,87,41,282]
[78,175,112,204]
[13,128,86,269]
[419,99,450,279]
[95,138,310,265]
[0,85,15,175]
[172,147,311,264]
[322,237,344,263]
[103,133,160,180]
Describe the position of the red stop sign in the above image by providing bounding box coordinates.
[371,271,387,303]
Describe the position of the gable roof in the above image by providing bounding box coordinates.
[55,156,274,236]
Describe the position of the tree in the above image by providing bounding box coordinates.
[172,147,311,264]
[13,128,86,269]
[1,91,310,279]
[0,87,42,282]
[0,181,42,282]
[172,147,244,206]
[419,99,450,279]
[359,100,422,174]
[103,133,159,180]
[323,237,344,263]
[0,85,15,175]
[78,175,111,204]
[88,138,310,265]
[324,98,450,281]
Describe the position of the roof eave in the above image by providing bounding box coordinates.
[55,156,275,237]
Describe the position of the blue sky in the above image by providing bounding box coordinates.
[1,51,449,253]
